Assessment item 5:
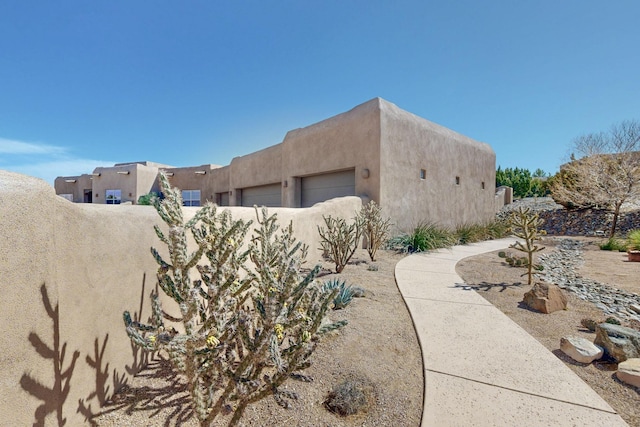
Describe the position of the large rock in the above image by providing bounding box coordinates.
[560,336,604,364]
[522,281,568,314]
[594,323,640,362]
[616,358,640,387]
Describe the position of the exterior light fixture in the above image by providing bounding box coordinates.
[361,168,370,179]
[194,170,206,175]
[283,180,288,187]
[116,171,130,175]
[90,173,101,177]
[64,179,77,183]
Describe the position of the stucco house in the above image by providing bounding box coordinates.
[55,98,497,231]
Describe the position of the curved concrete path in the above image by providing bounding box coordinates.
[395,238,628,427]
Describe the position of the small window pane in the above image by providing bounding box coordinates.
[182,189,201,207]
[106,189,122,204]
[420,169,426,180]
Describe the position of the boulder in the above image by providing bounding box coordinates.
[616,358,640,388]
[594,323,640,363]
[522,281,567,314]
[560,336,604,364]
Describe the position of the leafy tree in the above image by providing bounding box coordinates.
[549,120,640,237]
[496,167,549,198]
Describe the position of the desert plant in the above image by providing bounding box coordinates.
[508,207,546,285]
[357,201,392,262]
[599,237,627,252]
[367,264,379,271]
[123,172,346,426]
[497,251,507,258]
[318,215,364,273]
[387,222,455,253]
[454,223,486,244]
[137,191,161,205]
[322,278,365,310]
[626,229,640,252]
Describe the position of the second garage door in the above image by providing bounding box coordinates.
[301,169,355,208]
[241,183,282,207]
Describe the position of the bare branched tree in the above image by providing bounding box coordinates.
[550,120,640,237]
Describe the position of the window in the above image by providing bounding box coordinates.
[59,194,73,202]
[420,169,426,180]
[106,189,122,205]
[481,181,485,189]
[455,176,460,185]
[182,190,201,207]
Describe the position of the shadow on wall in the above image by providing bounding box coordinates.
[20,284,80,427]
[20,278,164,426]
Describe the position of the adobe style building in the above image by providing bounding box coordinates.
[55,98,497,231]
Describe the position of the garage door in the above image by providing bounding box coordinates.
[301,169,356,208]
[241,183,282,207]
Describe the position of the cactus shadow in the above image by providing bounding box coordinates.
[454,281,525,293]
[96,354,194,426]
[20,283,80,427]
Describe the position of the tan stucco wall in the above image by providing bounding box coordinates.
[281,99,382,207]
[163,164,223,204]
[378,99,496,231]
[54,174,94,202]
[0,170,360,426]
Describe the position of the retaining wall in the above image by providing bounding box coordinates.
[0,170,361,426]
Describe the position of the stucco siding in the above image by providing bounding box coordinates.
[281,99,382,207]
[378,100,496,231]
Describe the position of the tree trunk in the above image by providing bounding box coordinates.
[609,203,622,238]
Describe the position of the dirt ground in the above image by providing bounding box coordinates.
[456,236,640,427]
[94,249,423,427]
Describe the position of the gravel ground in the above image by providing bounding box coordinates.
[93,249,423,427]
[456,237,640,427]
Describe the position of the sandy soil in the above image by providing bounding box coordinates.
[94,249,423,427]
[456,237,640,427]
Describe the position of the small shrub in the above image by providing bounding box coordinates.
[484,219,511,239]
[357,201,392,262]
[324,377,374,416]
[454,223,486,245]
[605,316,621,325]
[626,229,640,252]
[318,215,364,273]
[367,264,379,271]
[600,237,627,252]
[322,279,365,310]
[137,191,161,205]
[388,222,455,253]
[497,251,507,258]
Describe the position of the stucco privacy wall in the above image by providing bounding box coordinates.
[378,100,496,230]
[0,170,361,426]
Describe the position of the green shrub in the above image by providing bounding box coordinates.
[599,237,627,252]
[137,191,161,205]
[454,223,485,245]
[123,172,346,426]
[626,229,640,252]
[318,215,364,273]
[388,222,455,253]
[357,201,392,262]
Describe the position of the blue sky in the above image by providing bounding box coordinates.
[1,1,638,184]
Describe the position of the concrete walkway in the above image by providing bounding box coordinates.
[395,238,629,427]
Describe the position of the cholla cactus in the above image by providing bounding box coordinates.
[123,172,346,426]
[318,215,364,273]
[357,201,392,262]
[508,207,546,285]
